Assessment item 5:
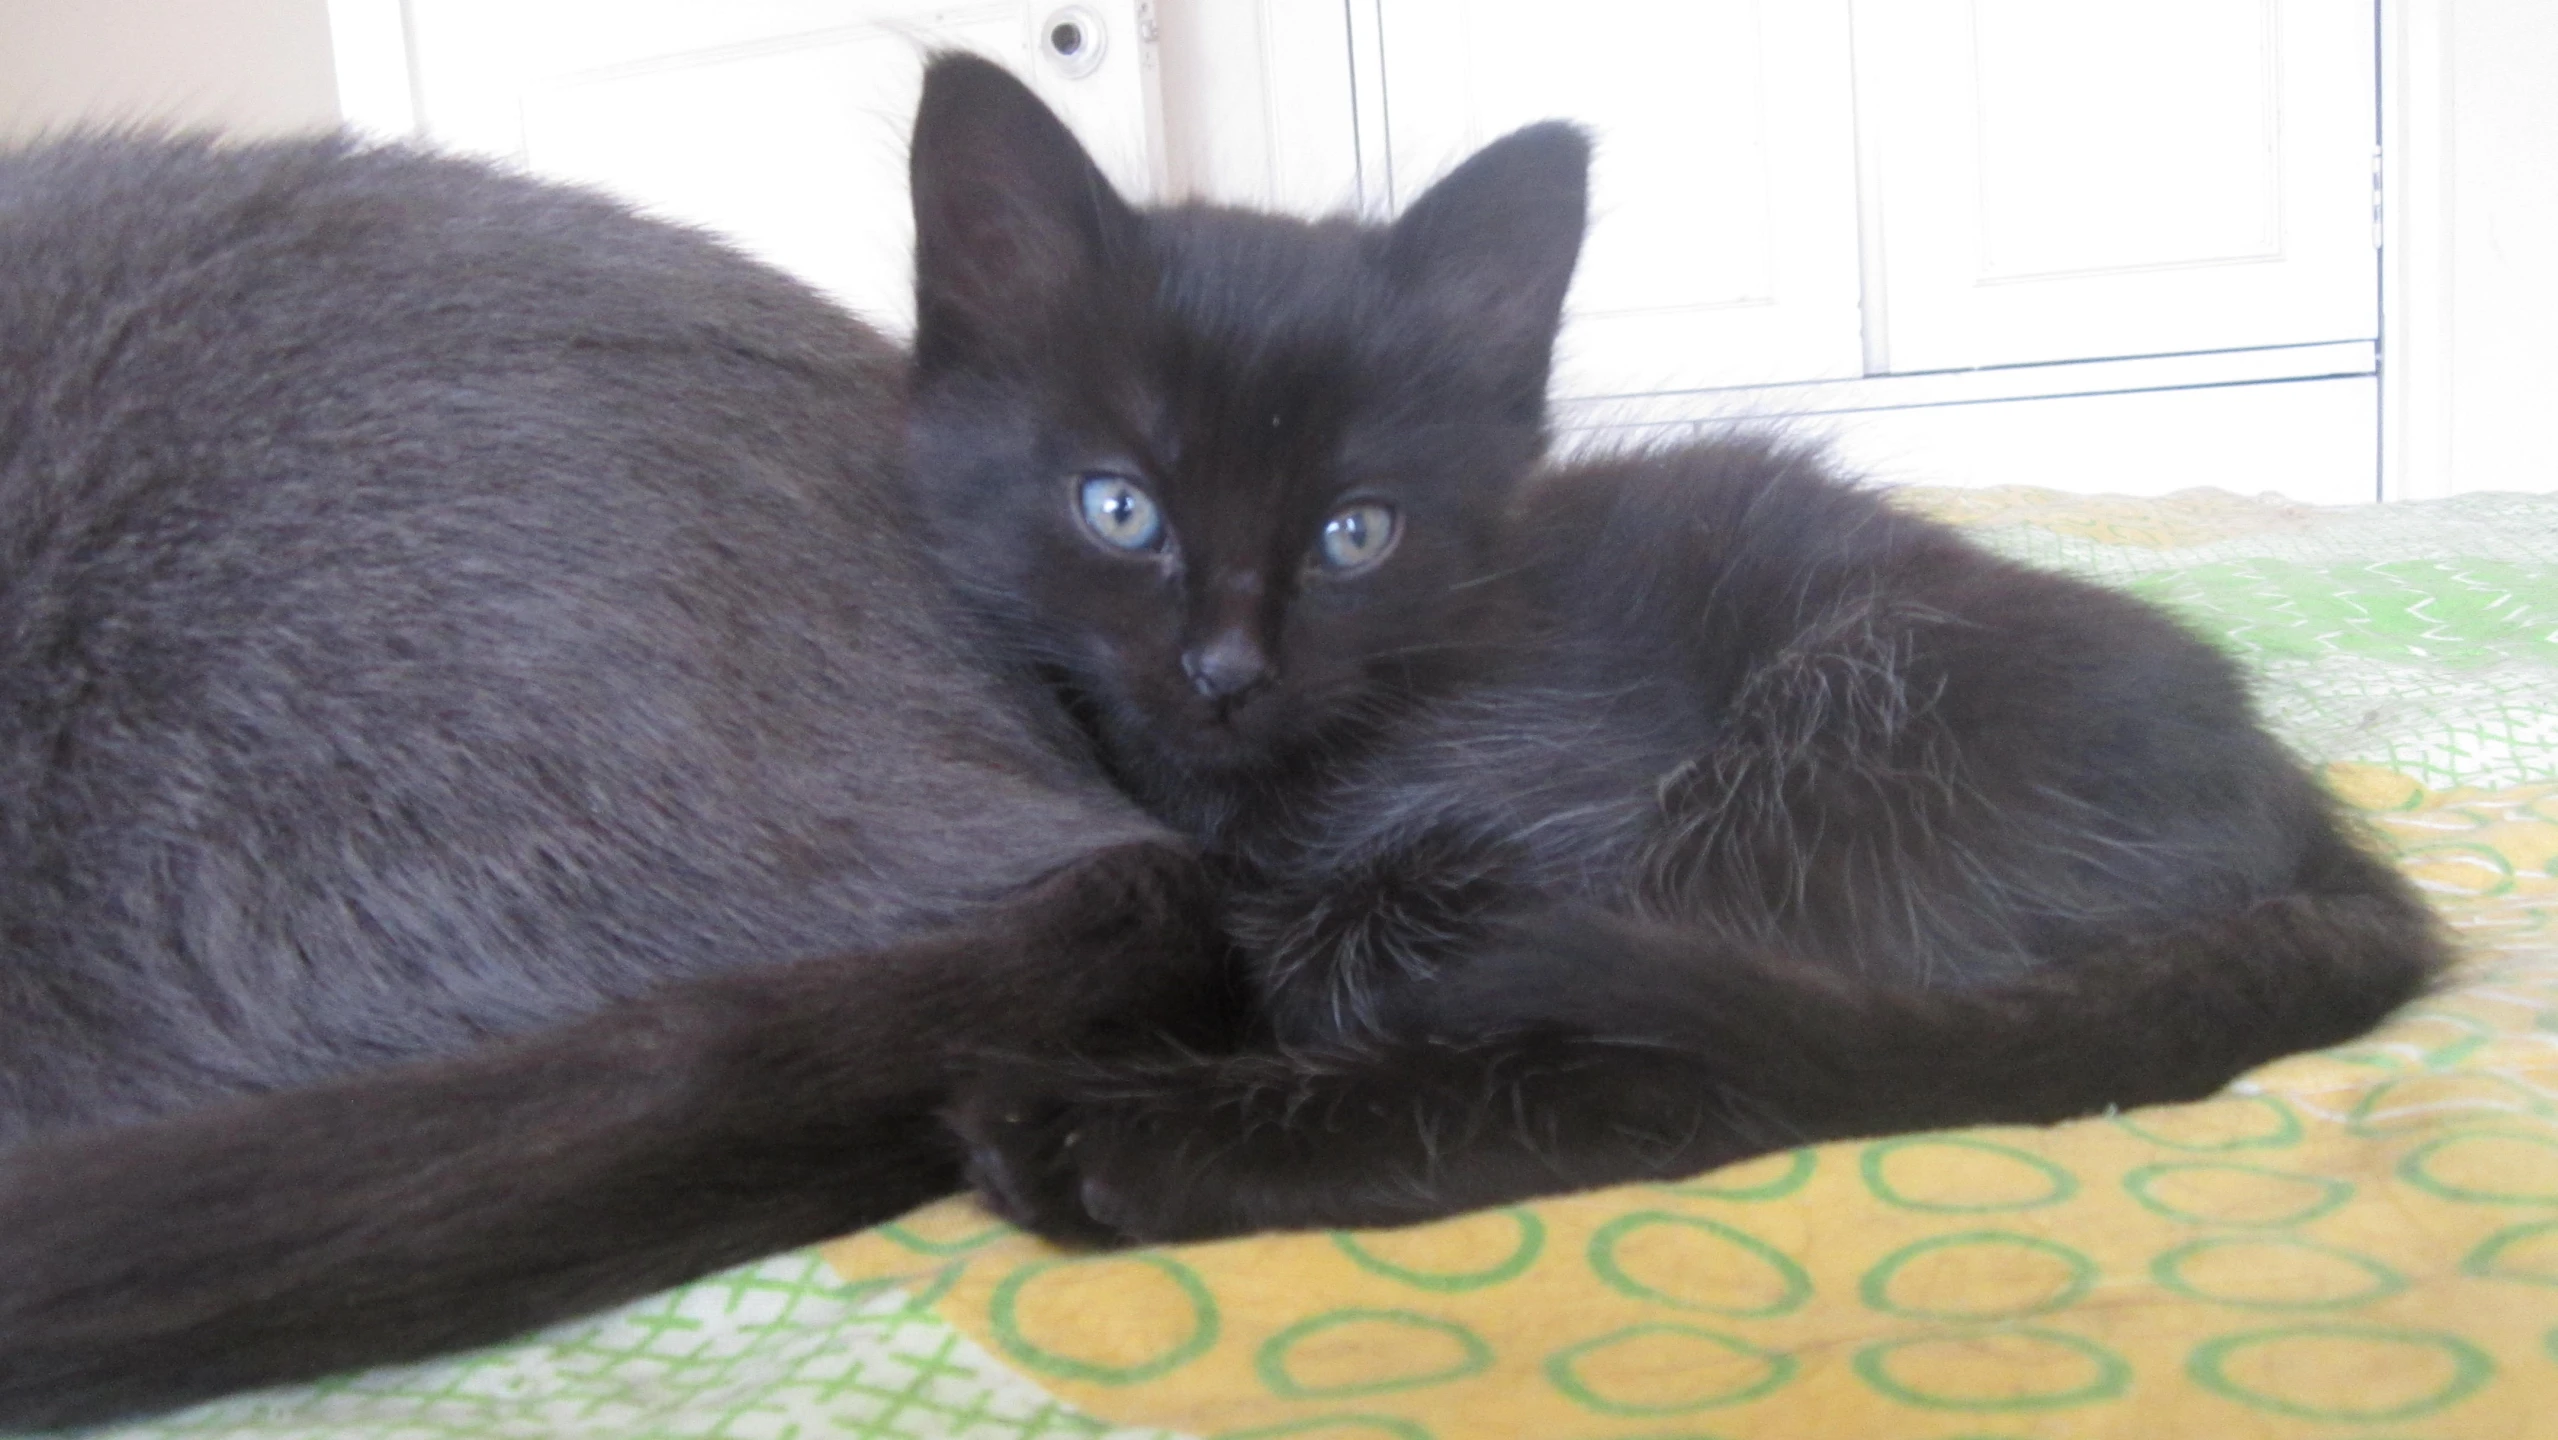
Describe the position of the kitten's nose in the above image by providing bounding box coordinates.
[1182,631,1272,704]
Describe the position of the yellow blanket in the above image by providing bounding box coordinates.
[818,471,2558,1439]
[827,768,2558,1437]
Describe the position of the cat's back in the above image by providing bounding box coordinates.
[0,134,901,514]
[0,135,909,632]
[1511,440,2261,741]
[1276,440,2316,942]
[0,135,1150,1131]
[1502,440,2323,950]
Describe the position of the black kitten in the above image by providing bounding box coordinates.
[904,59,2448,1244]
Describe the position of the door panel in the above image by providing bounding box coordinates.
[375,1,2389,501]
[401,0,1161,331]
[1362,0,1867,397]
[1855,0,2377,371]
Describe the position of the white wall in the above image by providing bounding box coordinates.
[2385,0,2558,498]
[2437,0,2558,494]
[0,0,339,142]
[1147,0,1238,202]
[1150,0,1360,213]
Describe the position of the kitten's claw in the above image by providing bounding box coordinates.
[947,1085,1124,1248]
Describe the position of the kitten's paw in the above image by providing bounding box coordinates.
[946,1082,1235,1247]
[947,1085,1123,1248]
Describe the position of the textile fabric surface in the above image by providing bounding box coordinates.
[66,486,2558,1440]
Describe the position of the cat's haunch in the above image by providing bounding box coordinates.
[0,51,2442,1430]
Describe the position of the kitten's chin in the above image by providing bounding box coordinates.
[1106,700,1301,794]
[1152,716,1274,775]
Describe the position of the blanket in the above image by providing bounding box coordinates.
[78,486,2558,1440]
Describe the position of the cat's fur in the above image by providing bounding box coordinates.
[0,111,1208,1428]
[899,60,2448,1241]
[0,53,2445,1429]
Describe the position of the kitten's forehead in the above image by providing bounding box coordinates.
[1114,205,1521,544]
[1143,209,1385,400]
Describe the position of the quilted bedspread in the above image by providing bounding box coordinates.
[72,486,2558,1440]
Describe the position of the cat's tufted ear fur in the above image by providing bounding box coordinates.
[1383,123,1591,418]
[909,52,1142,373]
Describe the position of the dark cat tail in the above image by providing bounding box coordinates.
[0,841,1213,1432]
[1467,829,2453,1160]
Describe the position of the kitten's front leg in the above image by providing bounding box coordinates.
[950,1033,1776,1244]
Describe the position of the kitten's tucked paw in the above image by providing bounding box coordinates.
[947,1082,1233,1247]
[948,1085,1116,1248]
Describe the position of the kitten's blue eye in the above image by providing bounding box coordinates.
[1076,474,1164,552]
[1314,503,1398,573]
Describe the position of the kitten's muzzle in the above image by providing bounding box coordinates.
[1182,631,1272,707]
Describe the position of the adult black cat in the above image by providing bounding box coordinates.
[0,86,1211,1430]
[0,53,2442,1431]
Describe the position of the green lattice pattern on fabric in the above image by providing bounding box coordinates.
[2130,557,2558,789]
[2125,558,2549,671]
[1954,492,2558,790]
[85,1256,1182,1440]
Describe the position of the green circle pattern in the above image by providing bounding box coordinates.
[2399,841,2515,897]
[877,1220,1010,1257]
[2186,1326,2494,1422]
[2112,1093,2304,1151]
[1587,1212,1813,1318]
[2394,1009,2496,1070]
[2123,1162,2354,1227]
[1662,1148,1816,1200]
[1256,1310,1493,1400]
[1860,1231,2098,1321]
[2352,1074,2557,1136]
[2463,1218,2558,1285]
[974,1111,2514,1425]
[1543,1324,1798,1415]
[2397,1129,2558,1204]
[1862,1137,2078,1213]
[988,1255,1220,1386]
[1851,1328,2132,1412]
[1332,1210,1545,1292]
[2151,1237,2407,1311]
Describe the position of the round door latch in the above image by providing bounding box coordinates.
[1041,6,1106,78]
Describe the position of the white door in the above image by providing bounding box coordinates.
[341,0,1163,333]
[1271,0,1869,399]
[1854,0,2377,373]
[1830,0,2378,500]
[341,0,2388,501]
[1302,0,2381,501]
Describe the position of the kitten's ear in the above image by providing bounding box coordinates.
[1383,123,1590,406]
[910,52,1141,371]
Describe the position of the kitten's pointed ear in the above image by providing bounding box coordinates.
[910,53,1140,370]
[1383,123,1590,408]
